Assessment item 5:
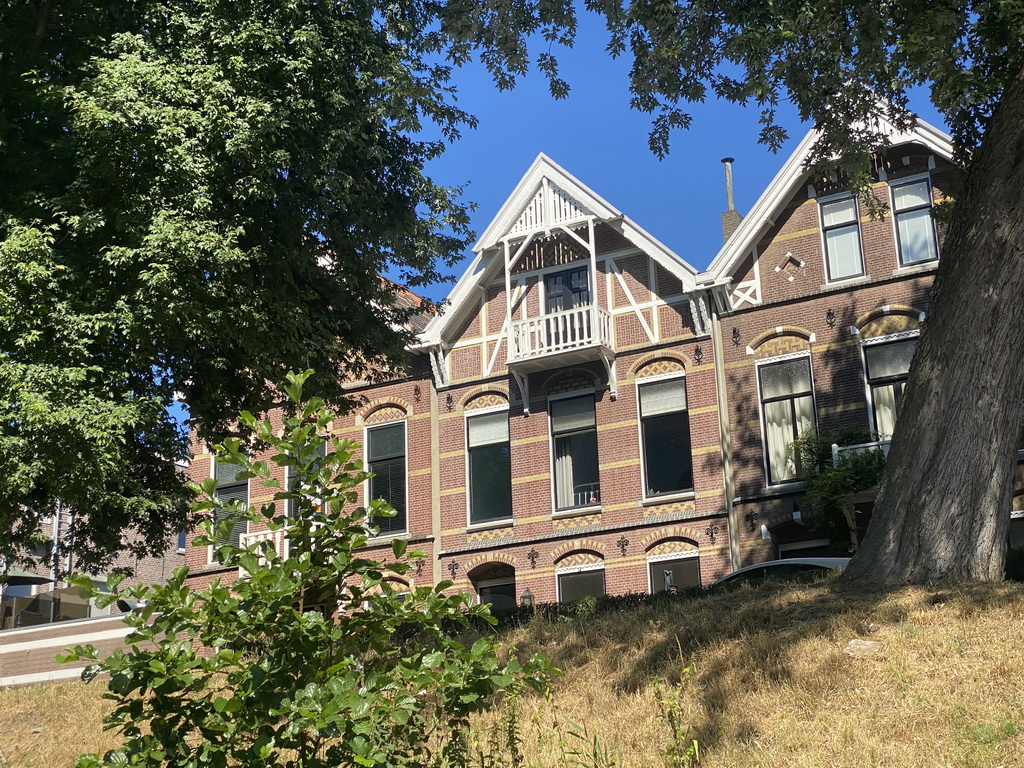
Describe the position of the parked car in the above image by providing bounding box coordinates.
[708,557,851,591]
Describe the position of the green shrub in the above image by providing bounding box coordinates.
[62,371,553,768]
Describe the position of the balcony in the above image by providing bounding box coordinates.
[831,440,891,463]
[238,528,289,575]
[507,305,613,369]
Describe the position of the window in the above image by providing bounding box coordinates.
[639,377,693,496]
[648,554,700,592]
[467,411,512,524]
[545,265,590,313]
[892,179,938,265]
[821,196,864,281]
[864,338,917,439]
[177,531,187,552]
[214,458,248,551]
[367,422,406,535]
[759,357,816,484]
[557,567,605,602]
[551,395,599,509]
[286,441,327,517]
[477,579,517,614]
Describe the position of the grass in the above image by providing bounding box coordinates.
[3,578,1024,767]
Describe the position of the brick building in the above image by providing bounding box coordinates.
[182,115,1023,605]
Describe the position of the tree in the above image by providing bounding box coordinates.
[0,1,475,569]
[446,0,1024,583]
[62,371,552,768]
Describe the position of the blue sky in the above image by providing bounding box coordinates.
[422,13,948,302]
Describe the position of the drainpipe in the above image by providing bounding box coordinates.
[710,299,740,570]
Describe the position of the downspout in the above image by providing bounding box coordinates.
[710,298,740,571]
[430,368,442,587]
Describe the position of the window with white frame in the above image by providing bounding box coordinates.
[366,422,406,535]
[759,357,816,484]
[551,395,599,509]
[557,564,605,602]
[639,376,693,497]
[820,196,864,281]
[647,551,700,592]
[864,337,917,439]
[213,457,248,553]
[467,410,512,524]
[892,179,938,266]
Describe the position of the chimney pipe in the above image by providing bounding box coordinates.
[720,157,743,243]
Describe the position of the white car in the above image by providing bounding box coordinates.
[708,557,851,590]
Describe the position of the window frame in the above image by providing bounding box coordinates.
[646,549,700,593]
[635,372,694,501]
[543,264,591,316]
[890,175,939,267]
[364,418,409,539]
[860,331,919,440]
[210,455,249,564]
[818,193,865,282]
[555,562,606,603]
[756,352,818,486]
[464,404,513,527]
[548,391,601,513]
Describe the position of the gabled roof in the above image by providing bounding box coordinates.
[421,153,700,345]
[700,115,955,284]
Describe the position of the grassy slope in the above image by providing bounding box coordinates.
[3,579,1024,767]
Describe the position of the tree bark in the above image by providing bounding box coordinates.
[841,66,1024,586]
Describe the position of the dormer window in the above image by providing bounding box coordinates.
[892,179,938,266]
[820,196,864,281]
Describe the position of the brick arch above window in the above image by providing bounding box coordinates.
[360,401,409,425]
[463,389,510,411]
[640,526,704,551]
[631,354,688,378]
[551,538,606,562]
[466,561,516,584]
[855,305,925,339]
[748,326,814,358]
[553,550,605,570]
[464,552,518,574]
[538,367,601,396]
[644,537,700,558]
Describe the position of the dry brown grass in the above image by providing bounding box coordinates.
[3,579,1024,767]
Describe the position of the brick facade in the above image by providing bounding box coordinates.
[179,128,1024,607]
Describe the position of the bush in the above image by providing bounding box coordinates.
[62,371,553,768]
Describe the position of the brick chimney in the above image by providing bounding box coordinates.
[721,157,743,243]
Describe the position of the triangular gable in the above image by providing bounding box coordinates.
[422,153,700,346]
[700,115,954,285]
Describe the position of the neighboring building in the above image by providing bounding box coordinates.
[1,508,185,630]
[183,116,1020,606]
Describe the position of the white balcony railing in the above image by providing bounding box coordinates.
[831,440,891,464]
[238,528,289,575]
[508,305,613,364]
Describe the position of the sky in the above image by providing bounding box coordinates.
[421,12,949,303]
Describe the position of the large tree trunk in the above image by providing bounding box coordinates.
[841,66,1024,586]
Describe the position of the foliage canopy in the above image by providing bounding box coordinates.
[1,0,475,568]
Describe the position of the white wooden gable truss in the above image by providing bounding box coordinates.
[419,154,711,409]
